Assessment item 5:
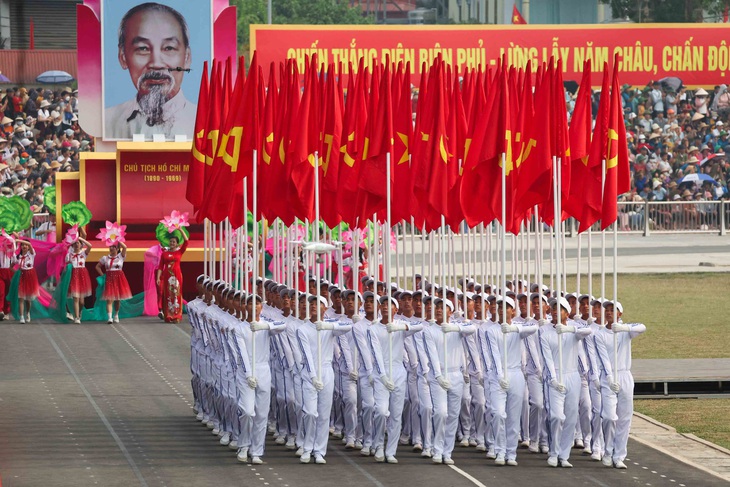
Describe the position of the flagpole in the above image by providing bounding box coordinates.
[395,221,401,290]
[500,152,508,376]
[251,151,259,382]
[314,151,322,383]
[588,227,593,298]
[577,232,582,296]
[386,151,393,381]
[352,228,360,373]
[613,220,618,370]
[243,178,249,296]
[535,207,544,321]
[440,216,447,371]
[429,228,434,321]
[462,221,468,318]
[553,155,563,385]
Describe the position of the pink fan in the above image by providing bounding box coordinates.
[64,225,79,245]
[0,230,15,258]
[160,210,190,232]
[96,221,127,246]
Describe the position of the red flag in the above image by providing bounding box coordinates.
[563,60,593,223]
[320,65,344,228]
[336,62,368,227]
[391,63,414,224]
[187,61,209,214]
[512,4,527,24]
[258,63,278,221]
[443,71,467,231]
[289,57,322,222]
[579,62,611,232]
[195,60,223,221]
[602,57,631,230]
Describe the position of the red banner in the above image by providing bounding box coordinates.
[251,24,730,88]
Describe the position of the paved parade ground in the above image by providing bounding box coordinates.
[1,320,726,487]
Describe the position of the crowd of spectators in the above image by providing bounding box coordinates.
[0,86,93,215]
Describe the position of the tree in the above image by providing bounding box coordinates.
[600,0,730,23]
[233,0,373,54]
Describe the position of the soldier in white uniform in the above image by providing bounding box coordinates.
[539,297,592,468]
[352,291,377,456]
[595,300,646,469]
[367,295,423,463]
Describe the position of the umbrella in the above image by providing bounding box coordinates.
[658,76,683,92]
[0,73,10,83]
[36,70,74,84]
[678,173,719,185]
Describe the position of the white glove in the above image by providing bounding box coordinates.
[592,378,600,390]
[463,373,470,385]
[441,324,460,334]
[250,322,270,332]
[612,323,630,333]
[587,317,597,325]
[477,373,484,386]
[499,377,510,391]
[436,376,451,390]
[609,381,620,393]
[555,324,576,335]
[538,318,551,327]
[368,376,374,386]
[380,376,395,392]
[550,379,566,394]
[246,376,258,389]
[348,371,359,382]
[386,323,407,333]
[501,323,519,334]
[316,321,334,331]
[352,315,361,323]
[313,378,324,391]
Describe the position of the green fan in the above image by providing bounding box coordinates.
[44,186,56,215]
[155,223,189,248]
[0,196,32,233]
[62,201,93,227]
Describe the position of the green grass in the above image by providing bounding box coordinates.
[561,272,730,359]
[635,399,730,451]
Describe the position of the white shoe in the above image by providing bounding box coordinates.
[459,438,469,447]
[73,318,81,324]
[2,313,8,320]
[374,447,385,462]
[602,455,613,467]
[107,318,113,324]
[469,439,478,447]
[25,314,30,323]
[494,455,505,466]
[420,448,432,458]
[286,438,297,450]
[237,448,249,463]
[386,456,398,464]
[196,412,204,421]
[275,435,286,445]
[412,443,423,452]
[345,442,355,450]
[540,445,549,454]
[591,451,602,461]
[268,424,277,434]
[547,456,558,467]
[614,460,627,469]
[442,457,454,465]
[314,454,326,464]
[431,454,442,464]
[399,435,410,445]
[582,446,592,455]
[206,421,215,429]
[295,447,304,457]
[113,316,119,323]
[506,459,518,466]
[229,441,239,450]
[560,459,573,468]
[19,317,25,324]
[300,452,311,464]
[360,446,371,456]
[574,439,584,449]
[332,431,343,440]
[486,447,496,459]
[520,440,530,448]
[66,312,74,321]
[251,456,263,465]
[220,433,231,446]
[212,427,220,435]
[528,442,539,453]
[354,441,363,449]
[329,427,335,435]
[475,444,487,452]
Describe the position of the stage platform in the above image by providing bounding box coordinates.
[633,359,730,398]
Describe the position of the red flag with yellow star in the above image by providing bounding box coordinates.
[391,63,414,224]
[512,4,527,24]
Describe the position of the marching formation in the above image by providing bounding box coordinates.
[186,273,645,469]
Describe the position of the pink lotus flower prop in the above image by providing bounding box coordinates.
[160,210,190,232]
[0,229,15,258]
[96,221,127,246]
[64,225,79,245]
